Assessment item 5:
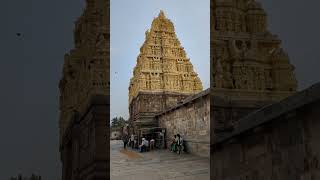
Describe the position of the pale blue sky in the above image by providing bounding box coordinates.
[110,0,210,120]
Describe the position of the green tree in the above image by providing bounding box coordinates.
[111,116,127,128]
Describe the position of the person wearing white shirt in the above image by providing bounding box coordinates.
[145,139,149,147]
[130,134,135,148]
[139,138,149,152]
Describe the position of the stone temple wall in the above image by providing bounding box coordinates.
[155,88,273,158]
[156,89,210,157]
[211,95,274,135]
[211,83,320,179]
[130,92,190,133]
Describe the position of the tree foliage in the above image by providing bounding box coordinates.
[111,116,127,128]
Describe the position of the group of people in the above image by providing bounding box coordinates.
[123,134,155,153]
[139,137,155,152]
[170,134,183,154]
[128,134,136,149]
[123,134,138,149]
[123,132,184,154]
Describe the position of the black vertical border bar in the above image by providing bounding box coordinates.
[210,0,215,180]
[106,0,111,178]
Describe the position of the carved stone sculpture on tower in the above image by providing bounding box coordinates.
[128,10,203,132]
[211,0,297,101]
[59,0,109,141]
[129,10,203,103]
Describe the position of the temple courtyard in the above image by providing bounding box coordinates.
[110,140,210,180]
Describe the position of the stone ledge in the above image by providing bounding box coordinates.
[213,82,320,146]
[155,88,210,117]
[165,138,209,144]
[184,139,210,144]
[212,88,295,102]
[130,90,194,104]
[211,94,272,108]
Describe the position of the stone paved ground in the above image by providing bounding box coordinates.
[111,140,210,180]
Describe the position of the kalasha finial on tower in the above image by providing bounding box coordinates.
[159,10,166,19]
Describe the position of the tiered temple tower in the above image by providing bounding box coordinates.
[129,10,203,132]
[59,0,109,179]
[211,0,297,102]
[59,0,109,141]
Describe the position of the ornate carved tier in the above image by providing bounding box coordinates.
[128,10,203,132]
[59,0,109,141]
[129,10,203,104]
[211,0,297,102]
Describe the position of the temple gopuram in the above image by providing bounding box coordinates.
[129,11,203,133]
[59,0,109,179]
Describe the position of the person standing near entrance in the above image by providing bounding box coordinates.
[176,134,183,154]
[122,134,129,149]
[130,134,135,148]
[122,124,129,149]
[150,138,155,150]
[171,135,177,152]
[139,138,147,152]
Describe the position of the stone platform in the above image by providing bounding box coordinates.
[110,140,209,180]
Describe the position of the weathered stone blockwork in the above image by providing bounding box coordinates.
[211,96,273,134]
[60,95,109,180]
[210,1,320,179]
[157,89,210,157]
[59,0,109,141]
[59,0,109,179]
[211,0,297,102]
[211,83,320,179]
[130,92,190,132]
